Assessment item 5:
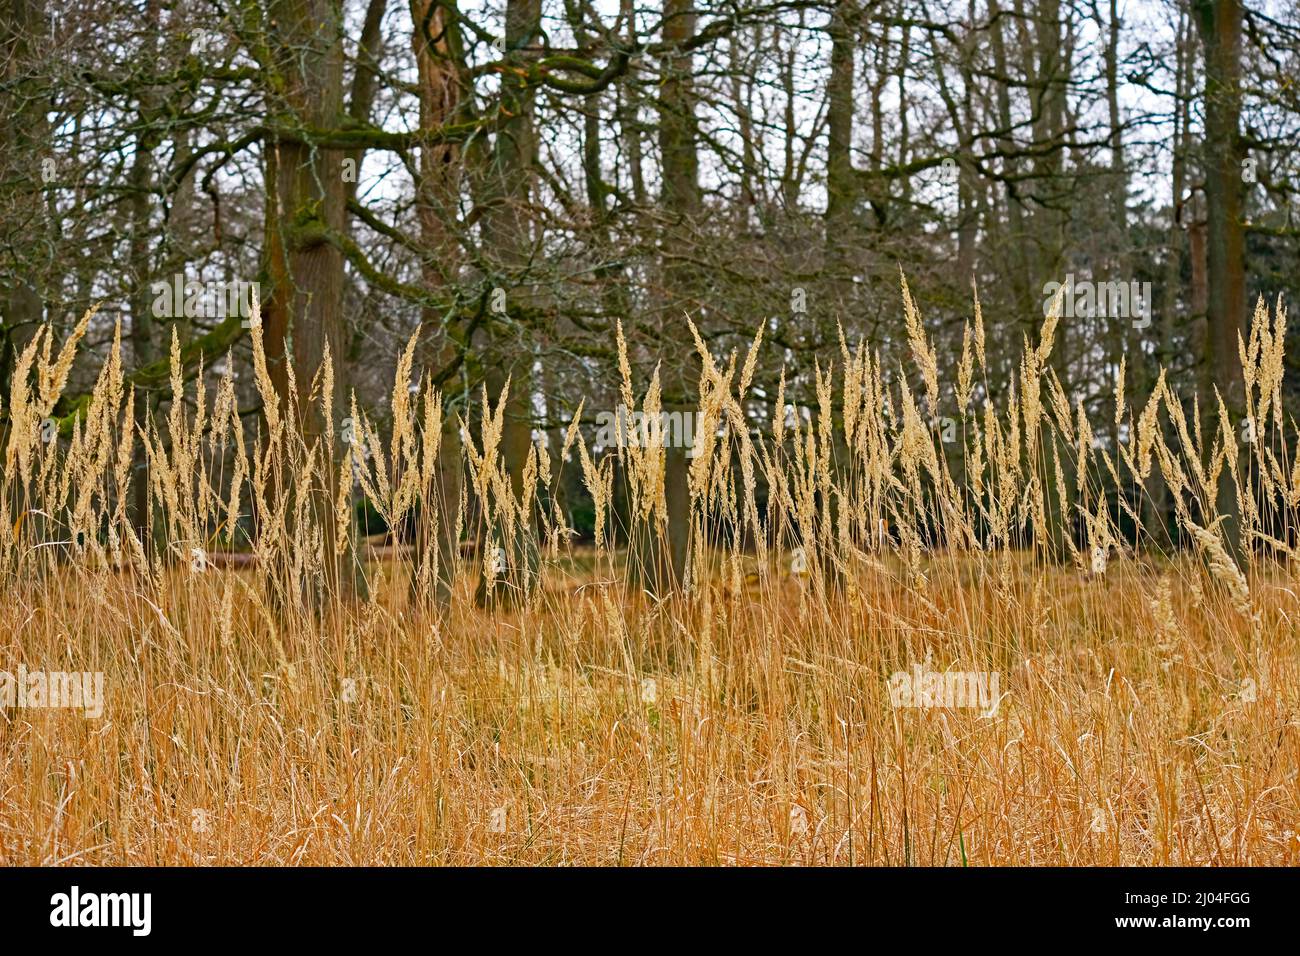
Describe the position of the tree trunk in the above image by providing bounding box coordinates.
[634,0,702,594]
[264,0,362,605]
[475,0,542,606]
[408,0,466,607]
[1193,0,1247,561]
[0,0,47,401]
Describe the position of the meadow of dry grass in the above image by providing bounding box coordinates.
[1,284,1297,865]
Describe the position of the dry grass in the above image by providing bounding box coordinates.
[1,286,1297,865]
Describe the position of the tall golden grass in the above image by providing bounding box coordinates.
[0,282,1295,865]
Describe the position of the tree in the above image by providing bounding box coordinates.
[1193,0,1247,561]
[261,0,360,603]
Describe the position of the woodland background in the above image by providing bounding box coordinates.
[2,0,1299,572]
